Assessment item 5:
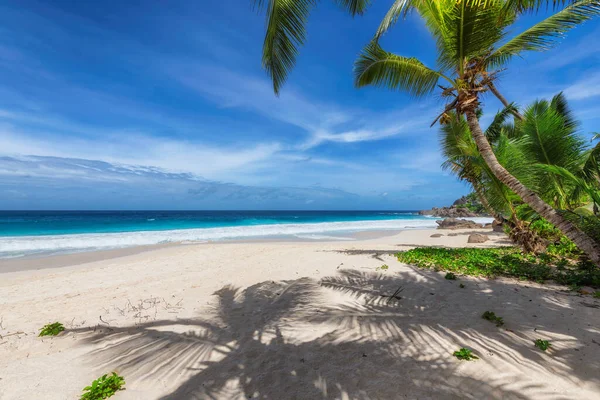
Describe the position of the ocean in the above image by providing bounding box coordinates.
[0,210,491,259]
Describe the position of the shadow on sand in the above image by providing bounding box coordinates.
[70,267,600,399]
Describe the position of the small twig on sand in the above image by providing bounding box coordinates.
[379,286,404,304]
[0,331,25,339]
[387,286,404,304]
[99,316,110,325]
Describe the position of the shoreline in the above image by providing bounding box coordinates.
[0,228,411,273]
[0,215,494,262]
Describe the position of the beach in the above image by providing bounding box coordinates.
[1,227,599,399]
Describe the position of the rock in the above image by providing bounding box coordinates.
[430,233,444,238]
[492,219,504,232]
[453,196,469,206]
[468,233,490,243]
[436,218,483,230]
[420,206,479,218]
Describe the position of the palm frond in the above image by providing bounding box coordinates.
[255,0,371,95]
[433,0,507,72]
[375,0,413,38]
[485,103,519,142]
[536,164,600,208]
[354,41,442,96]
[503,0,579,13]
[333,0,373,14]
[487,0,600,68]
[517,94,587,207]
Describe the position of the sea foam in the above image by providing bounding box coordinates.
[0,217,493,258]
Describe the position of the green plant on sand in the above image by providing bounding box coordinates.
[38,322,65,337]
[534,339,552,351]
[445,272,457,280]
[482,311,504,327]
[377,264,389,271]
[453,348,479,361]
[81,372,125,400]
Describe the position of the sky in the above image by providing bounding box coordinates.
[0,0,599,210]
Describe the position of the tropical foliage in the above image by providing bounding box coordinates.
[252,0,600,264]
[440,94,600,256]
[353,0,600,263]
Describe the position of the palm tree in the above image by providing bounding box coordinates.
[353,0,600,263]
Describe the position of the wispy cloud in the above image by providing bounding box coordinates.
[168,63,432,149]
[564,70,600,101]
[0,155,361,209]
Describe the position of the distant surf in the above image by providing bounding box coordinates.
[0,211,492,258]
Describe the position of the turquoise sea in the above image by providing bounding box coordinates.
[0,211,491,259]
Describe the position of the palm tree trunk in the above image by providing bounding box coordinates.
[465,109,600,265]
[487,82,524,121]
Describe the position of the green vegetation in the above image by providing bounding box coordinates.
[444,272,457,280]
[81,373,125,400]
[453,348,479,361]
[377,264,389,271]
[38,322,65,337]
[594,291,600,299]
[252,0,600,264]
[482,311,504,327]
[534,339,552,352]
[396,247,600,287]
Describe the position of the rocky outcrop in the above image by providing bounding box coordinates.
[430,233,444,238]
[420,194,489,218]
[468,233,489,243]
[436,218,483,230]
[453,196,469,206]
[419,207,480,218]
[492,219,504,232]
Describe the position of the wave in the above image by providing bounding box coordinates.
[0,217,493,258]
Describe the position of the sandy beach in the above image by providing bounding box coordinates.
[1,227,599,399]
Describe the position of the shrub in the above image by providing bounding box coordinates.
[594,291,600,299]
[81,372,125,400]
[39,322,65,337]
[453,348,478,361]
[396,247,600,288]
[481,311,504,327]
[534,339,552,351]
[445,272,457,280]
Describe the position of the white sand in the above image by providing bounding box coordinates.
[1,228,599,399]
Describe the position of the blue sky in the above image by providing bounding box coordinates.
[1,0,599,210]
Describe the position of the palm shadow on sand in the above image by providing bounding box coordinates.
[72,268,600,399]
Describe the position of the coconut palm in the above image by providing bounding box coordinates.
[354,0,600,263]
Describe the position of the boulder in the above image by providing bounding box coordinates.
[468,233,490,243]
[436,218,483,230]
[492,219,504,233]
[430,233,444,238]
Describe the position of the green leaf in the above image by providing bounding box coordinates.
[354,41,442,97]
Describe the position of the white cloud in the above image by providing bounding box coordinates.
[0,124,281,181]
[167,63,431,148]
[564,71,600,101]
